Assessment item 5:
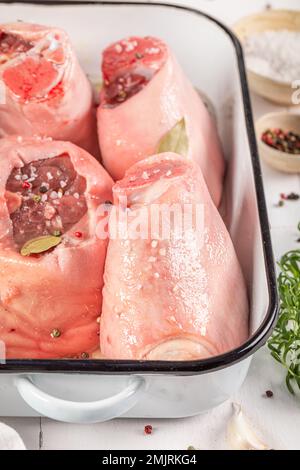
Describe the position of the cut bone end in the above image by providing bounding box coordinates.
[3,57,60,100]
[114,153,190,206]
[122,155,187,188]
[102,36,167,82]
[143,338,215,361]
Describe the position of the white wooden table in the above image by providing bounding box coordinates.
[2,0,300,450]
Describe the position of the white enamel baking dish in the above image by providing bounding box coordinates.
[0,1,278,424]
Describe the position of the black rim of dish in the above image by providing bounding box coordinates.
[0,0,279,375]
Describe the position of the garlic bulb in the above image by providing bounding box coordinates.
[227,403,270,450]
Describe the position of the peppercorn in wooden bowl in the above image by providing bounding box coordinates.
[256,112,300,173]
[233,9,300,106]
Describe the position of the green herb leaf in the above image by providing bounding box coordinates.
[20,235,62,256]
[268,239,300,394]
[157,118,189,157]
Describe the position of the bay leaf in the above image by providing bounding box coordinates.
[157,118,189,157]
[20,235,62,256]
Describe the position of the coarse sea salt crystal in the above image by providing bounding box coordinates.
[49,37,59,52]
[44,204,56,220]
[115,44,122,53]
[30,168,37,179]
[243,30,300,83]
[50,191,58,199]
[145,47,160,54]
[123,40,137,52]
[55,215,63,228]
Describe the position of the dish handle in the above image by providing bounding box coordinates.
[15,375,145,423]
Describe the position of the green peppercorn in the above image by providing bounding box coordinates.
[51,328,61,338]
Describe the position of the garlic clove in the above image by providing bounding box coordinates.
[227,403,270,450]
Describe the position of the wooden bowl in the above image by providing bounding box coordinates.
[256,112,300,172]
[233,10,300,106]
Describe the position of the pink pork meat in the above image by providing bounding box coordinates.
[0,23,97,155]
[101,153,248,360]
[0,136,113,359]
[97,36,224,206]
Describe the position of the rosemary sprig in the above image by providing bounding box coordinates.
[268,248,300,394]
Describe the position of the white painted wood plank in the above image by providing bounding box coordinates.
[2,0,300,451]
[0,417,40,450]
[261,161,300,230]
[36,347,300,450]
[271,227,300,263]
[4,348,298,450]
